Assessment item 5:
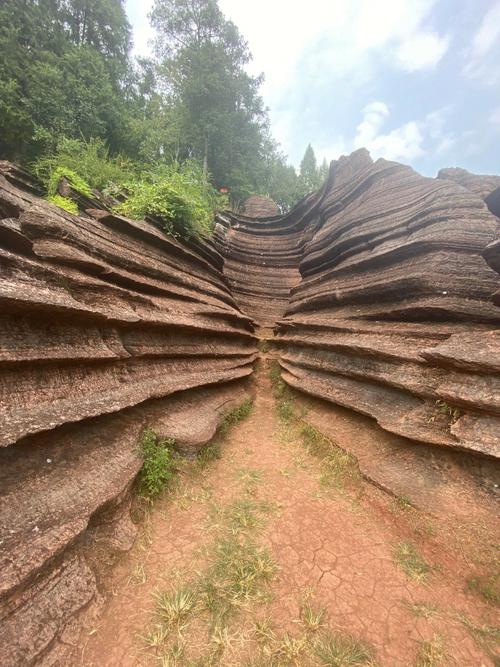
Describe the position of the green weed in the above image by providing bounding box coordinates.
[467,572,500,605]
[393,542,431,582]
[314,630,375,666]
[139,429,177,498]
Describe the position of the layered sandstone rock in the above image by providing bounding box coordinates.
[222,149,500,457]
[0,170,256,666]
[438,166,500,217]
[242,194,280,217]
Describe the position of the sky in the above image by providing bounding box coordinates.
[125,0,500,176]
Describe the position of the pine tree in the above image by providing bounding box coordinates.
[299,143,320,191]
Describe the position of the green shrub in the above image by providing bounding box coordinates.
[33,136,133,192]
[47,166,93,198]
[117,161,225,239]
[139,429,177,498]
[46,193,79,214]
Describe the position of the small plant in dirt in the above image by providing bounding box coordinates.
[139,429,177,498]
[466,572,500,606]
[272,632,308,663]
[431,400,461,424]
[393,542,431,582]
[313,630,376,666]
[300,602,327,632]
[196,399,253,469]
[200,535,278,623]
[221,399,253,432]
[414,634,447,667]
[300,423,360,489]
[457,613,500,661]
[278,399,294,422]
[402,600,439,619]
[197,441,222,468]
[154,587,198,630]
[258,339,270,353]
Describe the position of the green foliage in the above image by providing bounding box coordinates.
[1,0,321,212]
[34,137,133,192]
[139,429,177,498]
[47,167,93,198]
[47,194,79,215]
[117,161,224,239]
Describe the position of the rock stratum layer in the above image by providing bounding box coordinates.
[0,166,256,666]
[220,149,500,458]
[1,149,500,666]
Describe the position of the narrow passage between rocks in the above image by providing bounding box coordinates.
[79,354,499,667]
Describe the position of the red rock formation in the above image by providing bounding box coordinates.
[222,149,500,457]
[242,194,280,217]
[1,150,500,665]
[438,166,500,217]
[0,169,256,666]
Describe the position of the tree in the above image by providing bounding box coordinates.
[0,0,132,161]
[299,143,320,192]
[150,0,271,201]
[318,157,330,183]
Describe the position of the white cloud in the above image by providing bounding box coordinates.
[395,31,450,71]
[463,0,500,84]
[352,103,455,163]
[218,0,449,162]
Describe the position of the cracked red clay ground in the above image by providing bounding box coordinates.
[78,358,499,667]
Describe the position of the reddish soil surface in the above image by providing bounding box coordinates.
[78,356,499,667]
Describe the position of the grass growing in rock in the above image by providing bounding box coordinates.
[139,429,177,498]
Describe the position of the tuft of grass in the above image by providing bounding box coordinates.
[200,535,277,624]
[314,630,375,666]
[272,632,308,663]
[154,587,197,629]
[278,399,294,422]
[466,572,500,606]
[258,340,270,353]
[139,429,177,498]
[253,617,276,645]
[457,612,500,659]
[415,634,447,667]
[221,399,253,432]
[301,602,326,632]
[141,623,169,648]
[300,423,360,489]
[393,542,431,582]
[197,441,222,468]
[224,498,273,533]
[402,600,439,619]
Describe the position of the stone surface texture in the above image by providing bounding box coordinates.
[1,150,500,665]
[0,164,256,667]
[221,149,500,457]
